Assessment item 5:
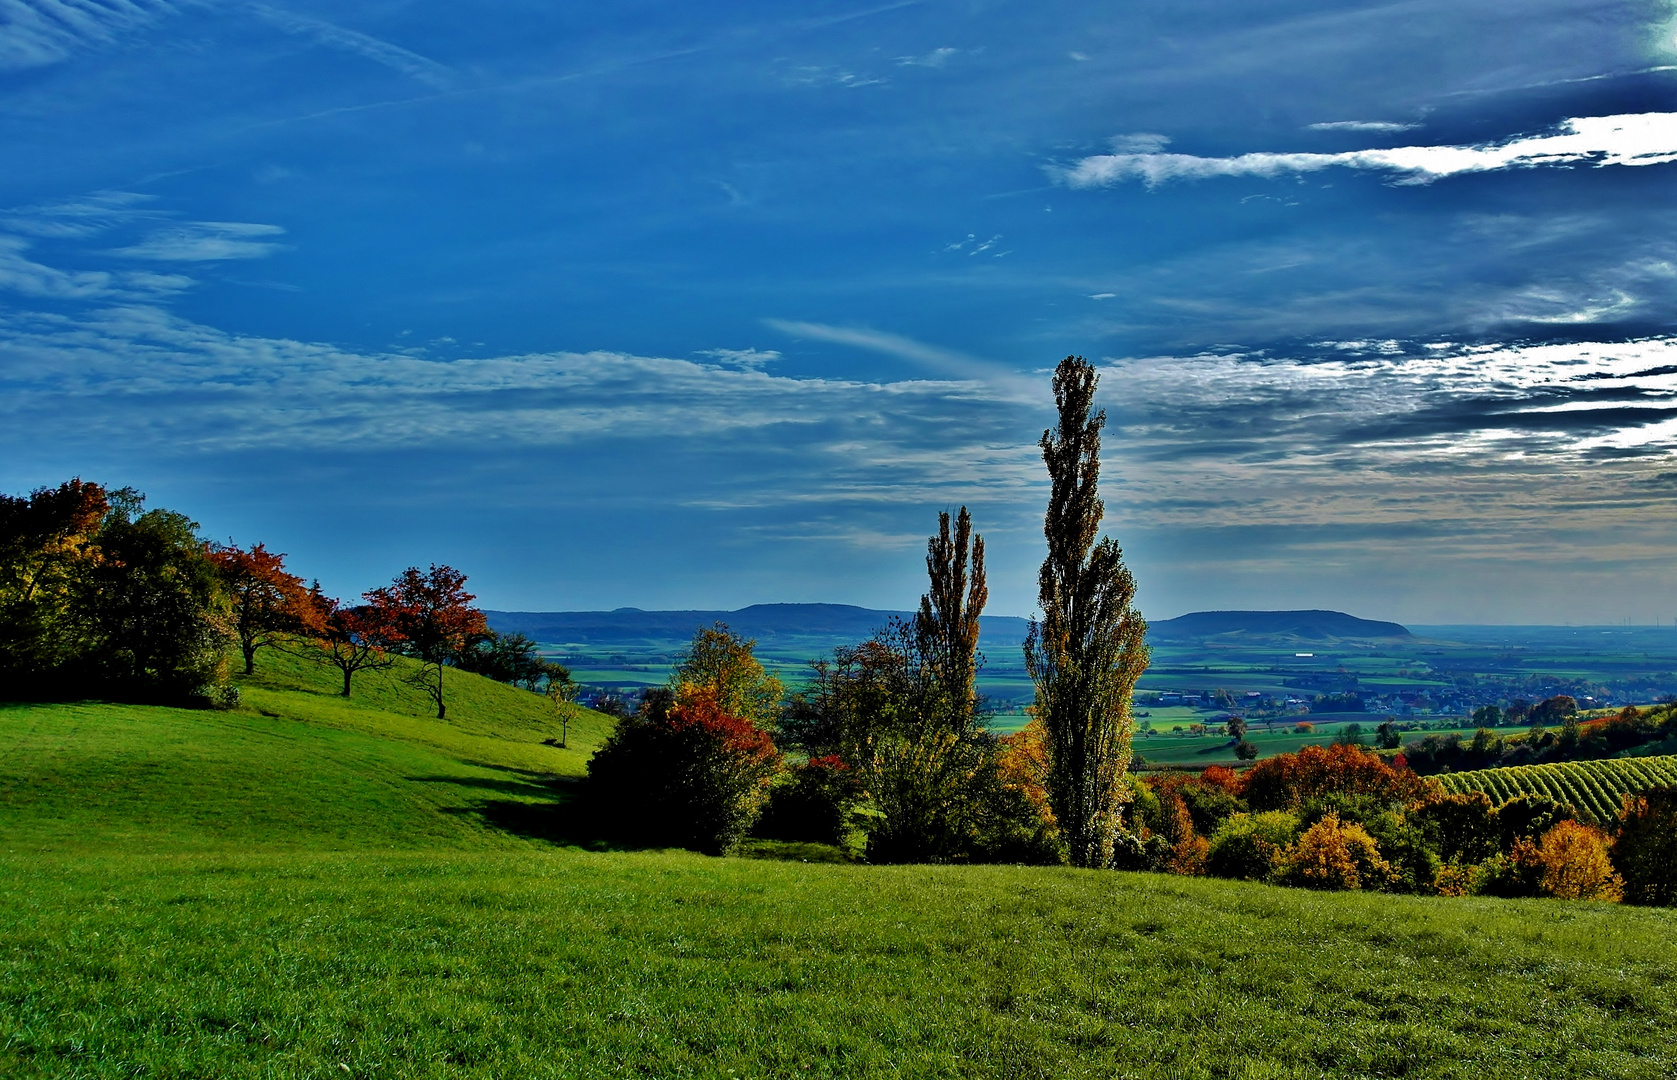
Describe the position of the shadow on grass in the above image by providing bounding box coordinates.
[415,765,863,861]
[411,771,674,852]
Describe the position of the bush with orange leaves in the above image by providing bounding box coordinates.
[996,715,1053,827]
[587,686,782,855]
[1477,820,1623,901]
[1535,820,1623,901]
[1241,743,1433,812]
[1279,813,1393,891]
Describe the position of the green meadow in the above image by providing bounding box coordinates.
[3,648,1675,1078]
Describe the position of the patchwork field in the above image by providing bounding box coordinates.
[2,648,1674,1078]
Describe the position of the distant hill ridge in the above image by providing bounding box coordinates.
[486,604,1407,646]
[1149,609,1412,640]
[486,603,1029,645]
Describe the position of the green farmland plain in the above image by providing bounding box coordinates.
[2,648,1674,1078]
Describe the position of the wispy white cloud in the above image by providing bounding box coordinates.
[695,346,780,370]
[1306,120,1419,133]
[895,47,957,67]
[763,318,1036,399]
[0,0,184,72]
[245,2,457,89]
[0,236,113,298]
[783,65,887,89]
[0,191,160,239]
[0,235,192,299]
[1056,113,1677,188]
[0,303,1022,452]
[109,221,286,261]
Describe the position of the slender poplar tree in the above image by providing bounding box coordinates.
[1025,356,1150,868]
[915,506,987,732]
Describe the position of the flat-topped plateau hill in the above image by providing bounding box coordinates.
[2,645,1673,1078]
[1149,608,1414,642]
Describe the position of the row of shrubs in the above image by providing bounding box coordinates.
[1117,745,1672,904]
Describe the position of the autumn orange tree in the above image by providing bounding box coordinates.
[364,564,487,720]
[673,622,784,728]
[206,541,314,674]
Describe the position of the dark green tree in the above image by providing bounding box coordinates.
[0,479,109,689]
[914,506,987,731]
[79,499,232,702]
[1025,355,1150,869]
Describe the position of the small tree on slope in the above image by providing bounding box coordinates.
[206,541,313,675]
[365,565,487,720]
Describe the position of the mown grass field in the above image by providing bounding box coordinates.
[2,647,1675,1078]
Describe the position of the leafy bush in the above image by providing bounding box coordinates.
[1493,793,1574,847]
[587,689,782,855]
[1411,790,1500,865]
[1280,813,1391,891]
[1612,787,1677,906]
[1108,828,1173,872]
[754,756,868,849]
[1158,773,1247,835]
[1473,840,1546,899]
[1535,820,1623,902]
[1206,811,1300,882]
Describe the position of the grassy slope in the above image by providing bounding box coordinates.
[1,651,1674,1078]
[0,647,613,854]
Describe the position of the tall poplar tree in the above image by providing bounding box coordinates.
[1025,356,1150,868]
[914,506,986,731]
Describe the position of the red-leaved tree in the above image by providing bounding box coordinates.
[307,585,398,697]
[206,541,314,674]
[363,565,487,720]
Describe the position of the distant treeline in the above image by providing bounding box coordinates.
[1405,698,1677,774]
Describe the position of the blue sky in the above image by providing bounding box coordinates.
[4,0,1677,623]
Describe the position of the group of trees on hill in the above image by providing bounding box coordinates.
[0,479,574,717]
[1,481,232,705]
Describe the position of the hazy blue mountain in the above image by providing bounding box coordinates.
[486,604,1409,651]
[486,604,1032,650]
[1149,610,1412,641]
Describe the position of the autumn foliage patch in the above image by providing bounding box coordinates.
[1120,744,1672,905]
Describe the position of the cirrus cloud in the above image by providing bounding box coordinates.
[1055,112,1677,188]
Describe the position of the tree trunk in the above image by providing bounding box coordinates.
[341,667,352,697]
